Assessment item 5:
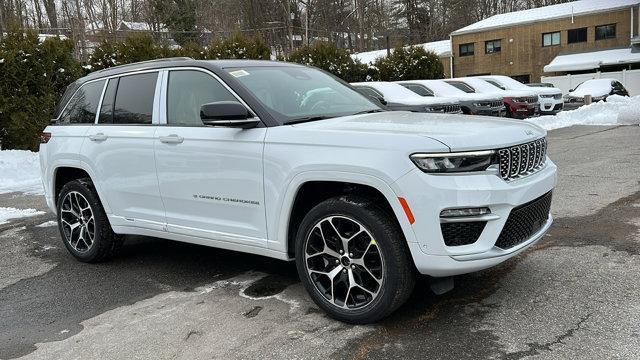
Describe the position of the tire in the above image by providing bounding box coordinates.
[56,178,124,262]
[295,195,415,324]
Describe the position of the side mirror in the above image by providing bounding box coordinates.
[200,101,259,129]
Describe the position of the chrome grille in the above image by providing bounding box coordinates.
[491,100,503,108]
[498,138,547,181]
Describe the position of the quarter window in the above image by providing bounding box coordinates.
[167,70,237,126]
[485,39,501,54]
[595,24,616,40]
[58,80,105,124]
[567,27,587,44]
[98,78,118,123]
[542,31,560,47]
[113,72,158,125]
[445,81,475,93]
[459,43,474,56]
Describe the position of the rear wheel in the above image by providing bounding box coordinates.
[295,195,415,324]
[57,178,124,262]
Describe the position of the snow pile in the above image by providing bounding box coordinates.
[531,95,640,130]
[0,207,45,225]
[0,150,44,195]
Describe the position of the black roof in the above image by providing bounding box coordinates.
[81,58,302,83]
[54,58,305,119]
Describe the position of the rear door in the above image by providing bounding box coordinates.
[154,68,268,247]
[80,71,165,231]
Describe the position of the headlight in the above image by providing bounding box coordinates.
[592,95,606,102]
[410,150,496,173]
[539,94,554,98]
[473,102,490,107]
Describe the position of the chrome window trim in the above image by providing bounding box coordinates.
[55,68,163,123]
[93,80,109,124]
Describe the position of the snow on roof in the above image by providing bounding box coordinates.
[452,0,640,35]
[351,81,455,105]
[570,79,614,97]
[544,47,640,72]
[351,39,451,64]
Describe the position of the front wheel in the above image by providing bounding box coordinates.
[295,195,415,324]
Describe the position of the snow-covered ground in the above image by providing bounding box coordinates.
[0,150,44,195]
[0,207,45,225]
[530,95,640,130]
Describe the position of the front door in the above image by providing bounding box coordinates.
[154,69,267,247]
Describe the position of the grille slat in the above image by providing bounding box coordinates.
[496,192,552,249]
[498,137,547,181]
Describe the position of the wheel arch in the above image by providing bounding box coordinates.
[52,164,112,214]
[278,173,417,259]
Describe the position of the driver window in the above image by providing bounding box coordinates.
[167,70,236,126]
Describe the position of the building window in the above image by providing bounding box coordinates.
[485,39,501,54]
[567,27,587,44]
[459,43,474,56]
[595,24,616,40]
[542,31,560,47]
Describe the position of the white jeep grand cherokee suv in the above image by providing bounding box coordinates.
[40,59,556,323]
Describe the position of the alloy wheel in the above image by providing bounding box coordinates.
[304,215,384,309]
[60,191,95,252]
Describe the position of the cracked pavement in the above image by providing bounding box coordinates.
[0,125,639,359]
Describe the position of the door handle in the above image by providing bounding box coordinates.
[89,133,107,141]
[159,134,184,144]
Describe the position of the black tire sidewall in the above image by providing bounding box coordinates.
[295,196,413,323]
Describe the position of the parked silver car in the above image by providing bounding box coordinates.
[397,79,505,117]
[351,82,462,114]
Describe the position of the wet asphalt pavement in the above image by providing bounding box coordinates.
[0,125,639,360]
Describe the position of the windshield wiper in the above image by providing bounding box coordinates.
[351,109,386,115]
[284,115,336,125]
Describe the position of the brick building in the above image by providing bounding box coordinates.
[450,0,640,83]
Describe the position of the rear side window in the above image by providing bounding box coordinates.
[98,78,118,123]
[167,70,236,126]
[402,84,434,97]
[445,81,475,93]
[354,87,384,100]
[58,80,105,124]
[113,72,158,124]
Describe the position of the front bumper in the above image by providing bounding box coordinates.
[539,97,563,114]
[507,103,537,118]
[392,159,557,277]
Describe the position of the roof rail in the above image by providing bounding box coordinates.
[94,57,194,73]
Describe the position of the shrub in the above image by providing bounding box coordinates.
[0,31,81,150]
[87,33,163,71]
[373,45,444,81]
[206,32,270,60]
[287,42,370,82]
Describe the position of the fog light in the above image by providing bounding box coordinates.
[440,207,491,218]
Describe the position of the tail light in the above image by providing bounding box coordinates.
[40,132,52,144]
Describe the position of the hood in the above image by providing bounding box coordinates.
[500,89,539,98]
[527,87,562,96]
[290,111,545,151]
[449,93,503,102]
[389,97,458,106]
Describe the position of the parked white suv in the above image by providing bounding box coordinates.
[40,59,556,323]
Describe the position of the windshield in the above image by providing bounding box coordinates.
[226,66,381,124]
[487,76,530,90]
[420,80,466,97]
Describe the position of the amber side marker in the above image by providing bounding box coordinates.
[398,197,415,224]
